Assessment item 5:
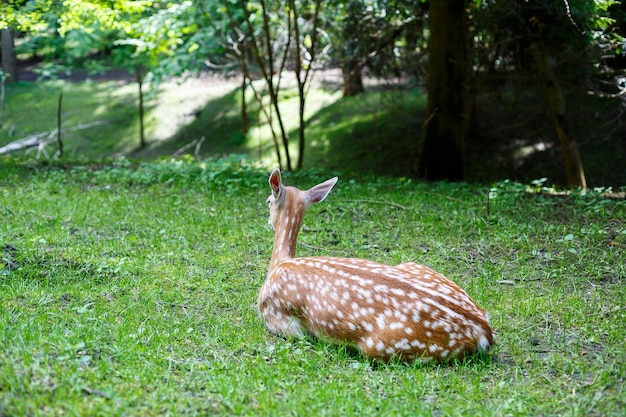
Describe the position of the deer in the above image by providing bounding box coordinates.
[258,169,494,362]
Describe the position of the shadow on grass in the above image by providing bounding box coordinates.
[302,89,426,177]
[135,86,256,159]
[272,332,495,371]
[7,76,625,187]
[304,82,626,186]
[134,83,428,179]
[1,80,144,158]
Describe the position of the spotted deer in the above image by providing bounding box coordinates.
[258,169,494,362]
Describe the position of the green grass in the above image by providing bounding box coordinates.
[304,88,425,176]
[1,159,624,416]
[0,77,244,159]
[0,76,427,177]
[1,80,142,157]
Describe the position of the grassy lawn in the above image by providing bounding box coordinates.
[0,77,245,159]
[1,159,624,416]
[0,76,343,164]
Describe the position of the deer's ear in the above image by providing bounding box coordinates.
[269,169,284,199]
[305,177,338,206]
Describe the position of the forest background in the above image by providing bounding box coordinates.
[1,0,625,188]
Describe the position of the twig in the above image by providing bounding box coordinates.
[173,138,200,158]
[194,136,206,161]
[0,136,43,154]
[0,72,5,124]
[496,280,515,286]
[562,0,584,34]
[341,199,408,210]
[69,121,107,130]
[57,90,63,157]
[154,300,195,309]
[82,386,111,399]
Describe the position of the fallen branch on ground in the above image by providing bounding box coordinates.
[0,121,106,157]
[341,199,408,210]
[172,136,206,161]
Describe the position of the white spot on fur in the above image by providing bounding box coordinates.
[411,311,421,323]
[394,339,410,350]
[410,339,426,349]
[478,334,491,351]
[391,288,405,296]
[376,314,386,329]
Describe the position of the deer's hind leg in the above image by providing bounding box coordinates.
[261,309,307,338]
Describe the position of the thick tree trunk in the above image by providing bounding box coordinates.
[418,0,469,181]
[529,43,586,189]
[341,62,364,97]
[1,29,18,82]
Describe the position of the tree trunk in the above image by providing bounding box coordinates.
[1,29,18,82]
[57,91,63,157]
[291,0,322,170]
[235,0,292,170]
[417,0,469,181]
[341,62,364,97]
[241,73,248,134]
[529,43,586,189]
[135,65,146,148]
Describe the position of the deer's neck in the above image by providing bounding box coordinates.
[270,211,304,271]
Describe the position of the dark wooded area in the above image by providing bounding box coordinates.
[418,0,468,181]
